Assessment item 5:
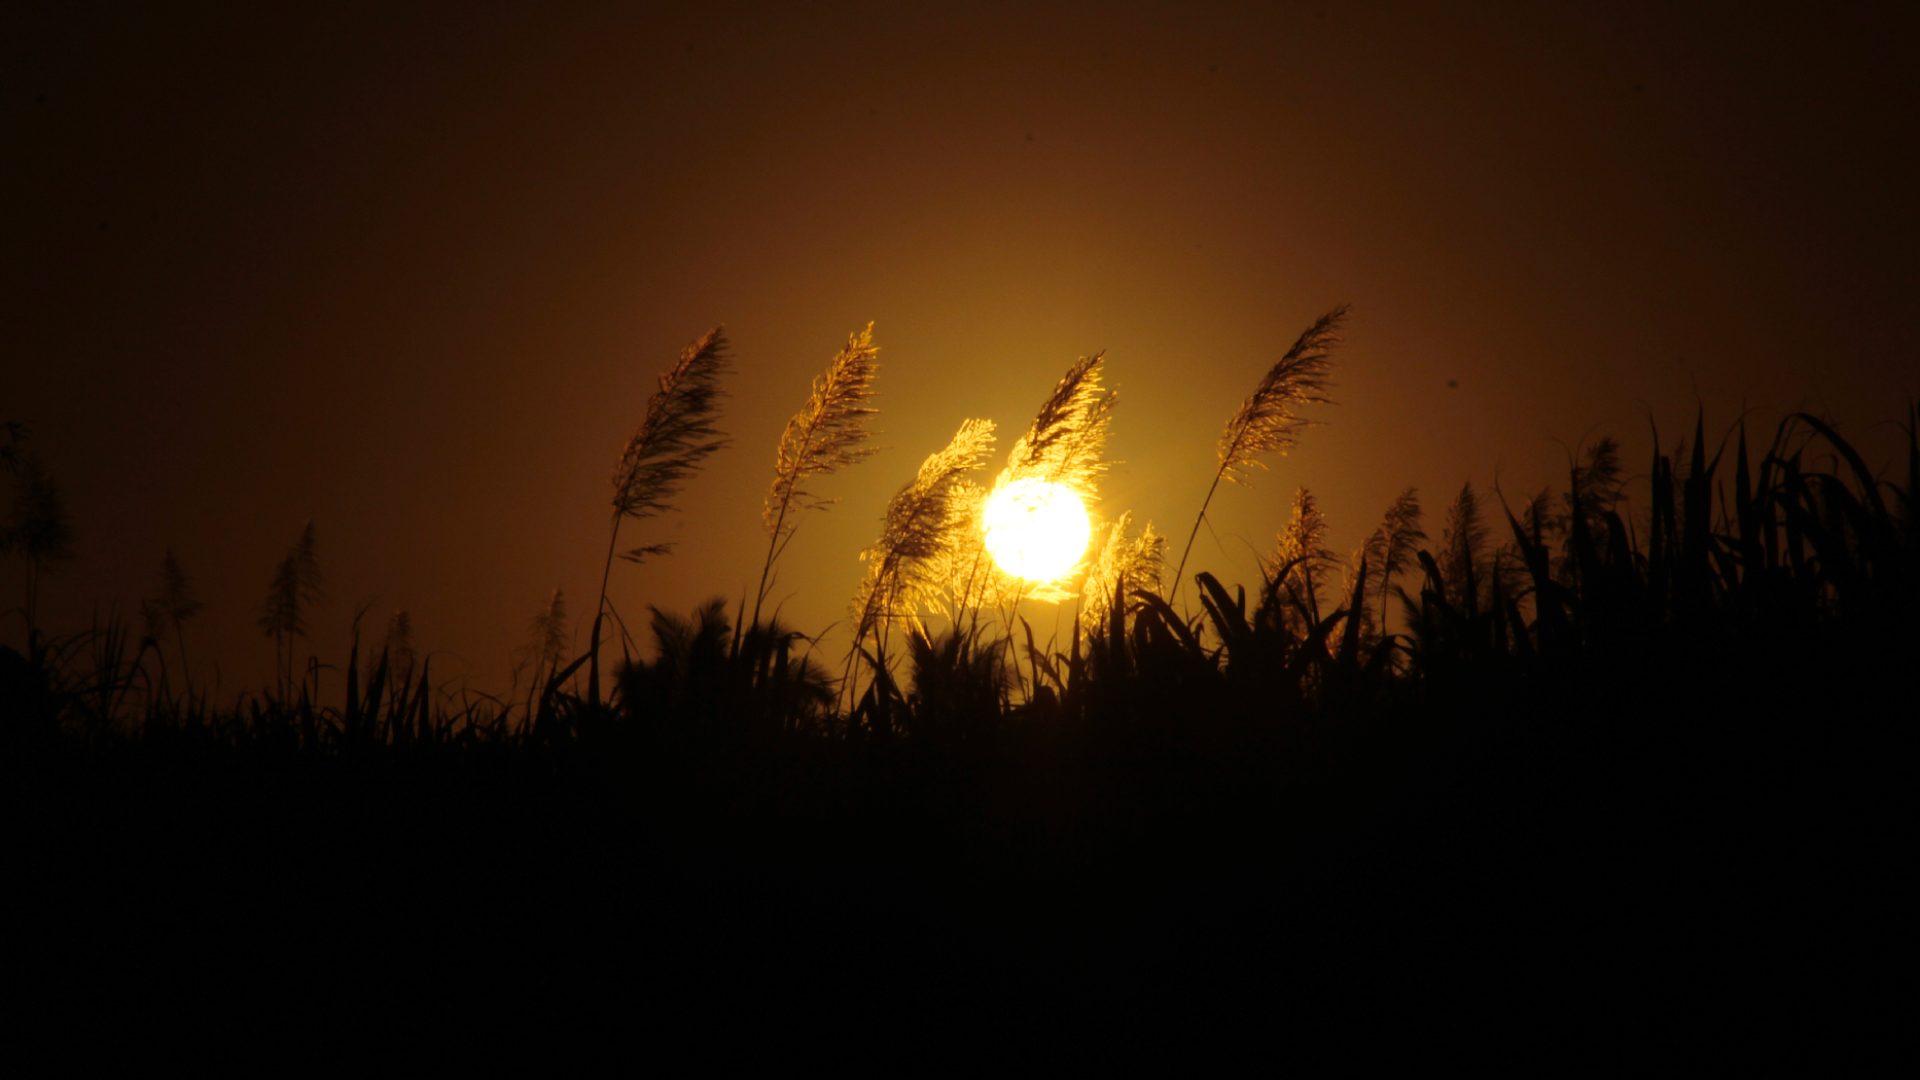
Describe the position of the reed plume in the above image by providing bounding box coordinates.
[384,610,417,691]
[753,323,881,633]
[1078,511,1165,633]
[995,351,1116,497]
[512,587,570,706]
[2,431,75,637]
[1172,305,1347,600]
[1440,482,1489,614]
[925,477,1004,621]
[592,327,730,705]
[953,353,1116,618]
[848,419,996,700]
[259,521,321,699]
[1372,487,1426,631]
[143,550,201,699]
[1268,486,1335,629]
[533,588,570,668]
[1566,436,1623,540]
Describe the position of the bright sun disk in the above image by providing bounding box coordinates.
[982,478,1092,584]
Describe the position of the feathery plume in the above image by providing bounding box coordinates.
[533,587,570,669]
[2,434,75,635]
[1440,482,1489,613]
[850,419,997,653]
[957,352,1116,615]
[925,478,1006,621]
[1269,487,1336,627]
[1217,306,1345,486]
[259,521,321,697]
[1078,512,1166,633]
[1373,487,1426,631]
[1525,486,1560,542]
[610,327,731,558]
[765,323,883,535]
[753,323,881,628]
[384,610,417,688]
[158,550,200,626]
[142,549,202,695]
[995,352,1116,498]
[1567,435,1623,532]
[259,521,322,641]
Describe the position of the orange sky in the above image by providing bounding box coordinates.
[6,3,1915,694]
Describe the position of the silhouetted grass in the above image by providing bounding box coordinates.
[3,380,1914,1055]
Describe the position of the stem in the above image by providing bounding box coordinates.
[25,556,38,642]
[1378,564,1395,642]
[753,401,829,655]
[1171,469,1226,605]
[749,497,794,647]
[956,544,988,636]
[842,542,906,720]
[175,621,194,705]
[590,511,622,709]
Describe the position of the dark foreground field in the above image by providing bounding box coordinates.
[7,647,1908,1063]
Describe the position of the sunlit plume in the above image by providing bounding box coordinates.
[981,478,1091,585]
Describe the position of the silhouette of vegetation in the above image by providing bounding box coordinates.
[845,417,997,717]
[139,549,200,702]
[5,340,1913,1048]
[1,424,75,638]
[257,520,321,700]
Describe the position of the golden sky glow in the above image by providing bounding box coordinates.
[5,4,1915,689]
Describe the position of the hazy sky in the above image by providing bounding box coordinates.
[6,2,1915,692]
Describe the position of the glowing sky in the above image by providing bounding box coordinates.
[6,3,1915,692]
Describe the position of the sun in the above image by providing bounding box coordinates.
[982,478,1092,585]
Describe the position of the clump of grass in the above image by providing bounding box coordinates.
[846,418,997,711]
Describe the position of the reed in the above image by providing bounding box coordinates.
[955,352,1116,623]
[846,418,996,713]
[1172,305,1346,602]
[752,323,881,637]
[593,327,730,706]
[1,426,75,639]
[1372,488,1426,633]
[258,521,321,701]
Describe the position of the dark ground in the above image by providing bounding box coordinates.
[7,649,1908,1065]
